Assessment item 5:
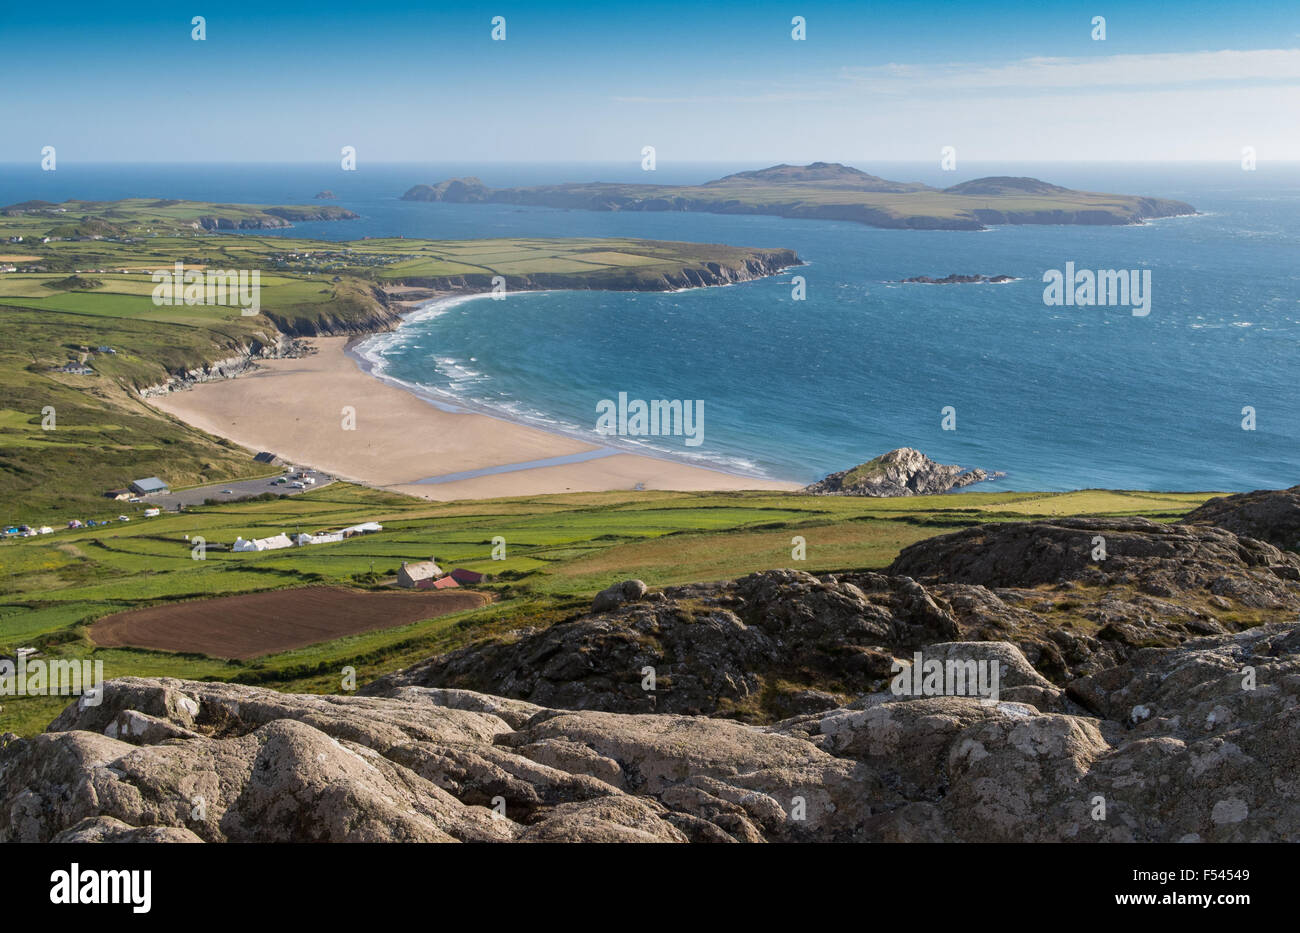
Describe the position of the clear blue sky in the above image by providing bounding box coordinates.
[5,0,1300,162]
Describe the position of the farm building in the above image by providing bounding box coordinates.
[341,521,382,537]
[129,477,170,495]
[431,576,460,589]
[449,568,484,584]
[233,533,294,552]
[294,531,344,546]
[397,560,442,588]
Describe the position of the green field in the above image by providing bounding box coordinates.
[0,480,1217,736]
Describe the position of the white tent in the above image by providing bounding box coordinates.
[341,521,382,536]
[294,531,344,546]
[233,533,294,552]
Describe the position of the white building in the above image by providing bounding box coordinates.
[294,531,344,546]
[233,533,294,552]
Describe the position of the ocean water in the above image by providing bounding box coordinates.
[4,161,1298,491]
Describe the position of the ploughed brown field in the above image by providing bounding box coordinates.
[90,586,492,659]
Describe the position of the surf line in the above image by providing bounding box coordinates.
[412,448,623,485]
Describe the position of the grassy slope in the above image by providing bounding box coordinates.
[0,482,1216,735]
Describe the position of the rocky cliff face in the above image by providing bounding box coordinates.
[136,335,300,398]
[803,447,999,496]
[392,250,800,294]
[193,207,359,230]
[194,215,290,230]
[1183,486,1300,550]
[6,495,1298,842]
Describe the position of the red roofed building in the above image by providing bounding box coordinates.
[449,568,484,584]
[431,575,460,589]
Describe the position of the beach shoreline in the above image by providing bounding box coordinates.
[345,291,773,476]
[147,301,802,500]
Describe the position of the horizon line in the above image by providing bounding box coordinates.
[1,158,1295,166]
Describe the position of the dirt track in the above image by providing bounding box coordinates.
[90,586,492,659]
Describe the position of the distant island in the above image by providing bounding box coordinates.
[401,162,1196,231]
[314,190,337,200]
[899,273,1016,284]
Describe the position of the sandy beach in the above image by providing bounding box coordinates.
[148,336,800,501]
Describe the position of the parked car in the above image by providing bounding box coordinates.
[221,489,234,495]
[290,481,306,489]
[118,515,130,522]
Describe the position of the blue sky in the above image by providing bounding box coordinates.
[5,0,1300,162]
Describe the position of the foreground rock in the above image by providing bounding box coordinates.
[372,517,1300,717]
[366,569,967,719]
[5,621,1298,843]
[1184,485,1300,550]
[803,447,1000,497]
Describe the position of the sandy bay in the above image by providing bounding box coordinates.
[147,335,800,501]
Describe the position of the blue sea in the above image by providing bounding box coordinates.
[4,161,1297,491]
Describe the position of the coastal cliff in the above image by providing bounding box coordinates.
[135,246,799,393]
[391,247,800,293]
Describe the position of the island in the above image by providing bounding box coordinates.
[401,162,1196,231]
[899,273,1016,284]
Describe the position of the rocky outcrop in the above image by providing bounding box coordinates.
[313,191,337,200]
[1184,486,1300,551]
[364,570,968,720]
[803,447,1000,497]
[888,516,1300,594]
[136,336,309,398]
[371,514,1300,715]
[6,619,1299,843]
[900,273,1015,284]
